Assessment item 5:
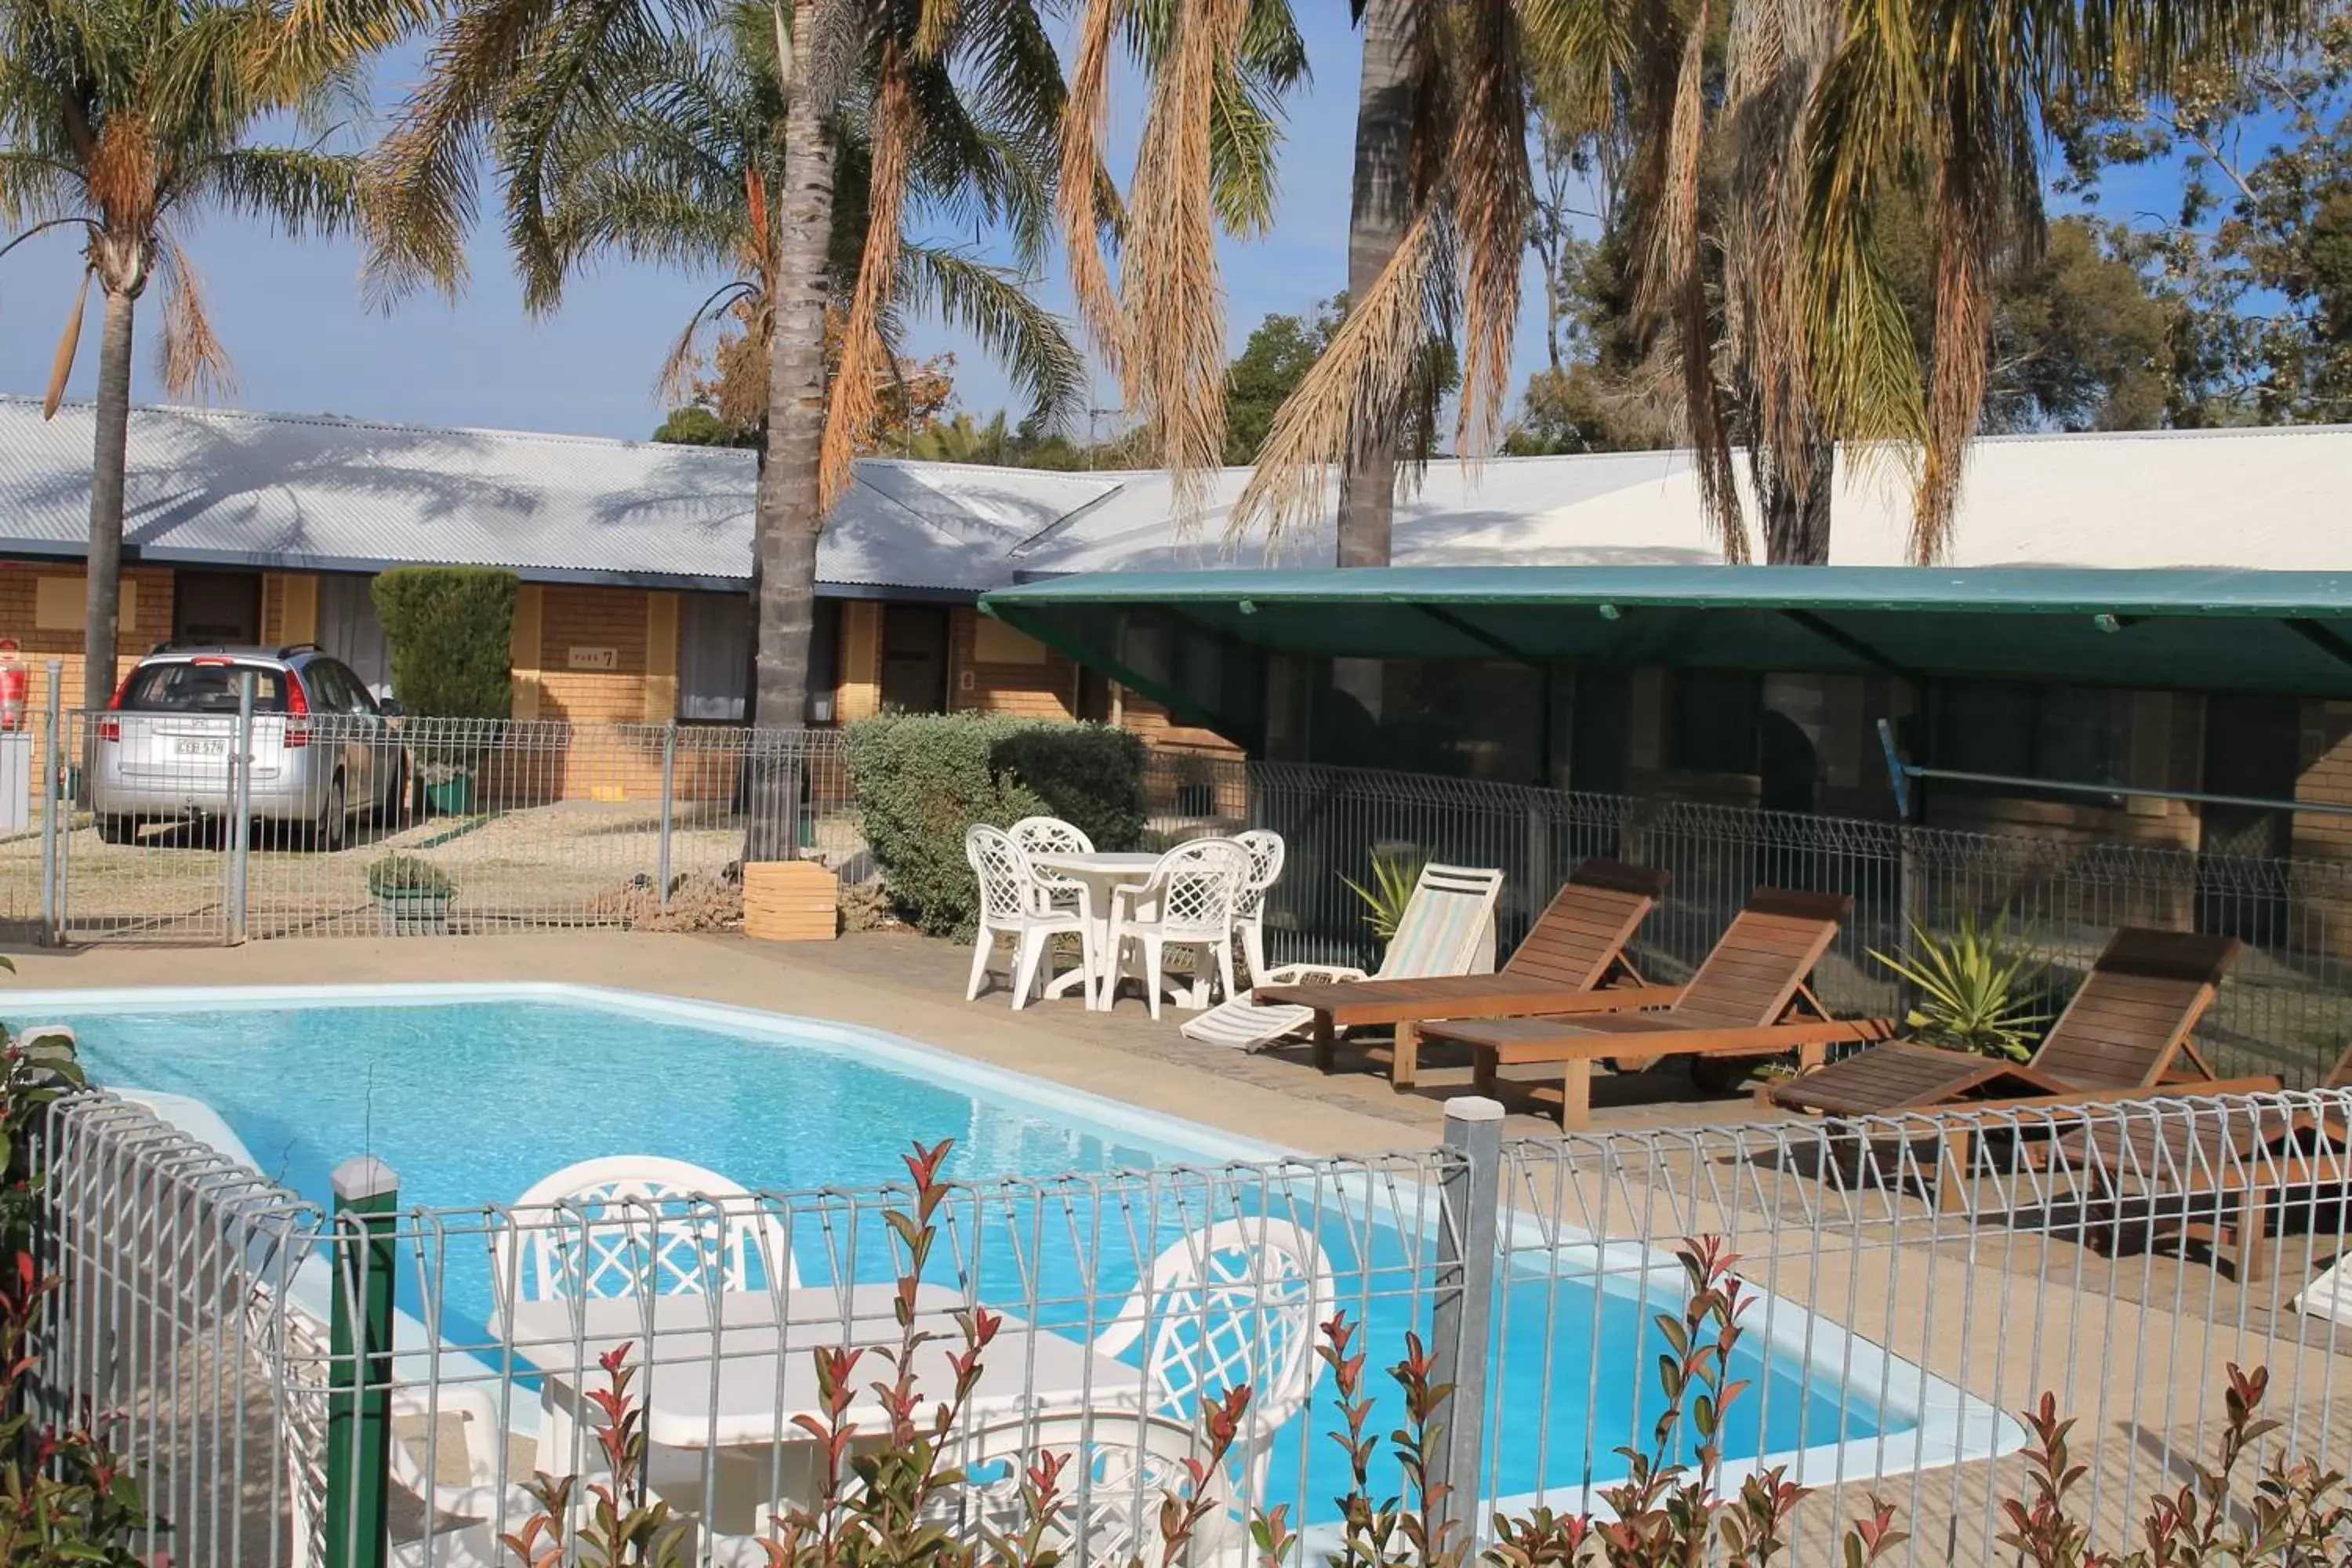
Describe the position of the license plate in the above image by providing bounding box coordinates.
[173,739,227,757]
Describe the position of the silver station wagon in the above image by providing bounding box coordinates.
[90,644,408,848]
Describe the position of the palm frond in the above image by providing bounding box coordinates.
[1055,0,1123,372]
[820,38,917,510]
[169,145,368,237]
[898,245,1083,425]
[1446,0,1530,460]
[41,266,89,419]
[153,230,235,402]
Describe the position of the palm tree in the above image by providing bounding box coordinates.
[0,0,382,712]
[372,0,1300,797]
[1206,0,2303,564]
[521,0,1083,459]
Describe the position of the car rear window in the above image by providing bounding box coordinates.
[119,662,291,713]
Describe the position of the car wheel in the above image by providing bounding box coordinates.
[314,775,347,851]
[95,815,135,846]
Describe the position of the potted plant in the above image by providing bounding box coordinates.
[372,567,517,817]
[368,853,455,933]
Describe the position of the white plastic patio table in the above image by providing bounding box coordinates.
[505,1283,1147,1527]
[1028,849,1160,1010]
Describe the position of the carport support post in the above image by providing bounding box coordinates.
[1431,1096,1502,1550]
[38,661,59,943]
[227,673,253,944]
[658,722,677,913]
[325,1157,397,1568]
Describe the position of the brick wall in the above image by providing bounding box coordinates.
[945,606,1076,720]
[535,586,651,725]
[0,563,176,718]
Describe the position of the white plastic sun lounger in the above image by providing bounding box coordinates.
[1178,863,1503,1051]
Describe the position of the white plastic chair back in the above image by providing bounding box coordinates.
[1094,1218,1332,1491]
[1134,838,1250,942]
[1011,816,1094,858]
[493,1156,797,1328]
[967,824,1046,921]
[1232,830,1285,920]
[1010,817,1092,907]
[1375,862,1504,979]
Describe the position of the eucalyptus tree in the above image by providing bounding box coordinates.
[0,0,387,710]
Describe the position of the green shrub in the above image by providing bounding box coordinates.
[371,568,517,720]
[846,713,1146,938]
[367,853,454,898]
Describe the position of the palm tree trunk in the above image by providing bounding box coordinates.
[1335,0,1414,569]
[744,0,840,862]
[1759,431,1835,564]
[82,285,136,715]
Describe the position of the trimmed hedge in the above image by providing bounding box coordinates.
[372,568,517,719]
[846,713,1147,938]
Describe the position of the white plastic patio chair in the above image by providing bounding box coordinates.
[1230,830,1287,989]
[967,823,1094,1009]
[1010,815,1094,916]
[1104,837,1252,1019]
[1181,862,1504,1051]
[493,1156,800,1481]
[1092,1217,1334,1499]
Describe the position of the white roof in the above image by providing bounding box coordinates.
[0,397,1119,594]
[0,397,2345,590]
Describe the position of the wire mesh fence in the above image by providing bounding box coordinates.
[1142,754,2352,1088]
[11,710,2352,1091]
[13,714,853,942]
[37,1083,2352,1567]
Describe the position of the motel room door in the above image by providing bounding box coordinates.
[880,604,951,713]
[172,572,261,644]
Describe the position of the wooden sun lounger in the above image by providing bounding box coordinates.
[1252,859,1668,1090]
[1765,927,2245,1117]
[1418,890,1895,1127]
[2041,1044,2352,1280]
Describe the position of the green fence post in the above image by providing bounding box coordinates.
[325,1156,397,1568]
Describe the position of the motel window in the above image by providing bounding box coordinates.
[1668,670,1762,774]
[1933,681,2132,790]
[678,595,840,724]
[1311,659,1543,782]
[678,594,750,722]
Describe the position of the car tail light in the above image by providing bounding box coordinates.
[284,670,311,747]
[96,673,130,742]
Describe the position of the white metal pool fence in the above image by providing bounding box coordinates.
[36,1086,2352,1567]
[5,710,2350,1089]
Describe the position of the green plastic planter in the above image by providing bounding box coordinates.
[425,775,475,815]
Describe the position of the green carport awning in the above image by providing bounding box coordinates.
[978,564,2352,743]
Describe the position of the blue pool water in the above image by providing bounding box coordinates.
[53,987,1912,1507]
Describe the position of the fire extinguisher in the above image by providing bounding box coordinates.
[0,641,27,733]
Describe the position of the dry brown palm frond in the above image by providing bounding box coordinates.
[85,119,160,234]
[155,233,237,402]
[1447,0,1531,460]
[42,269,91,421]
[1121,0,1252,517]
[1916,114,1998,564]
[820,41,917,510]
[1228,212,1450,542]
[912,0,959,60]
[1056,0,1122,373]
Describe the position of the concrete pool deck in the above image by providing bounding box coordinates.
[0,928,1781,1153]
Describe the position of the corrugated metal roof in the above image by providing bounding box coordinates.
[0,398,1120,593]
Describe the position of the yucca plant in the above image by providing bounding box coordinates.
[1869,913,2049,1062]
[1341,850,1425,946]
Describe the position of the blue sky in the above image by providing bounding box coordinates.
[0,6,1570,441]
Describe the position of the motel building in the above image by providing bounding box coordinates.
[4,395,2352,883]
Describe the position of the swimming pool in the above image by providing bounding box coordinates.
[27,982,2007,1514]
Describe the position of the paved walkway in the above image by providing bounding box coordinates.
[0,928,1784,1156]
